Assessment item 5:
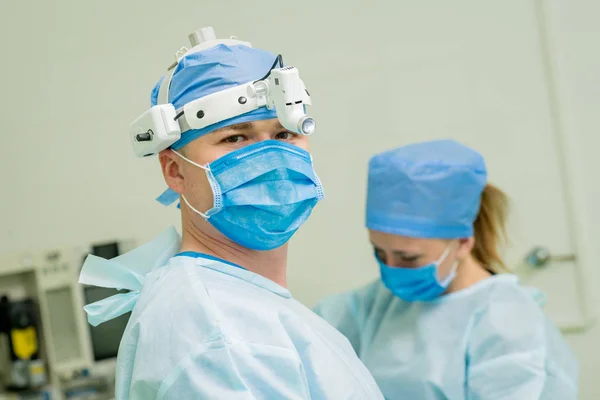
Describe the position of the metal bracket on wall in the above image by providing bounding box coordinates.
[524,246,576,268]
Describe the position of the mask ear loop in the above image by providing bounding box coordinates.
[171,150,212,219]
[436,242,461,285]
[435,245,453,266]
[439,260,460,286]
[172,150,210,171]
[179,194,211,219]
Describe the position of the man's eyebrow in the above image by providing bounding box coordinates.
[213,122,255,133]
[227,122,255,131]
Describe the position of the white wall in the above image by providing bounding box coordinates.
[543,1,600,399]
[1,0,599,398]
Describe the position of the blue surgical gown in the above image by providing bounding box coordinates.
[80,228,384,400]
[314,274,578,400]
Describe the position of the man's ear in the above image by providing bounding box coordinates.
[159,150,185,194]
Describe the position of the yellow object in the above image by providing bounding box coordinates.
[29,363,45,374]
[10,327,37,360]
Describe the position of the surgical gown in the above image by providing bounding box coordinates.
[80,228,383,400]
[314,274,578,400]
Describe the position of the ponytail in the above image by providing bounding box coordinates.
[472,184,509,273]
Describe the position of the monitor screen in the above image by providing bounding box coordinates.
[91,242,120,260]
[83,286,130,361]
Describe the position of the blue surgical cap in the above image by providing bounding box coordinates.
[150,44,279,149]
[366,139,488,238]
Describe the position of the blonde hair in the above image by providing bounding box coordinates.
[472,184,509,273]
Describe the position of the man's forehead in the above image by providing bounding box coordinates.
[214,119,283,133]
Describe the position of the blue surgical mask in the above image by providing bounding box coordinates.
[377,244,459,302]
[174,140,324,251]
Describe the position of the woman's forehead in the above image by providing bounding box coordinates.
[369,230,447,253]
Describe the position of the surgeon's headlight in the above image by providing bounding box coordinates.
[266,66,315,136]
[299,116,316,136]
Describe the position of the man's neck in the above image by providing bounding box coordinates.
[179,219,288,287]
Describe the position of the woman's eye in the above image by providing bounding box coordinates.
[400,256,420,266]
[223,135,245,144]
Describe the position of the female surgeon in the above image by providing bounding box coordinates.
[315,139,578,399]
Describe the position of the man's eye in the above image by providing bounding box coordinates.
[223,135,245,144]
[275,131,295,140]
